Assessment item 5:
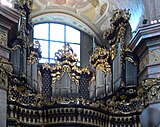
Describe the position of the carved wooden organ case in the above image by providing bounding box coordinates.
[7,6,144,127]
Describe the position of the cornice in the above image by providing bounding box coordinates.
[0,5,21,24]
[0,44,11,59]
[129,23,160,51]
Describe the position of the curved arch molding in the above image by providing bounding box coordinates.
[32,13,102,44]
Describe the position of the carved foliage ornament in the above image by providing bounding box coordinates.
[149,49,160,64]
[103,9,130,60]
[142,78,160,105]
[124,50,137,66]
[103,9,130,40]
[0,31,7,46]
[42,44,92,85]
[15,0,33,16]
[8,85,43,106]
[27,41,41,64]
[90,46,111,74]
[0,58,13,88]
[8,83,143,115]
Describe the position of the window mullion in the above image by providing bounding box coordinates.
[64,25,66,45]
[48,23,50,63]
[34,23,80,64]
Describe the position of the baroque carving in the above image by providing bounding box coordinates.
[8,84,42,106]
[90,46,111,97]
[142,78,160,105]
[7,8,143,126]
[105,86,144,114]
[27,41,41,64]
[44,44,82,85]
[103,9,130,60]
[14,0,33,16]
[12,0,35,66]
[8,82,143,114]
[0,31,7,46]
[0,58,13,89]
[90,46,110,74]
[125,57,136,65]
[41,44,92,87]
[149,49,160,64]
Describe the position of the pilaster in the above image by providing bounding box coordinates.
[129,23,160,83]
[0,4,21,127]
[0,59,12,127]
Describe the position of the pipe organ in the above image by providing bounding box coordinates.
[1,1,159,127]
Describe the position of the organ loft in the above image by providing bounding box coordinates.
[0,0,160,127]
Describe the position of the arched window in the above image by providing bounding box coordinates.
[33,23,80,63]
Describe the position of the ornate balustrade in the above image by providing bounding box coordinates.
[7,82,143,127]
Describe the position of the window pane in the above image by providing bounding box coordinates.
[66,26,80,43]
[50,42,64,58]
[50,59,55,63]
[38,40,48,58]
[39,58,49,63]
[34,24,49,39]
[50,24,64,41]
[34,23,81,64]
[70,44,80,62]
